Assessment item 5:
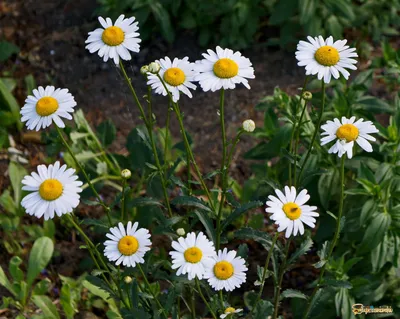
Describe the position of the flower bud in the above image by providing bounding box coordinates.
[176,228,185,236]
[140,65,149,75]
[121,169,131,179]
[124,276,133,284]
[148,62,161,74]
[302,91,313,101]
[242,119,256,132]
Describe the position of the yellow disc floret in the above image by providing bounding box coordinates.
[102,26,125,46]
[224,307,236,314]
[163,67,186,86]
[314,46,340,66]
[184,247,203,263]
[39,179,63,201]
[214,261,234,280]
[283,202,302,220]
[336,124,359,142]
[118,236,139,256]
[36,97,59,116]
[213,58,239,78]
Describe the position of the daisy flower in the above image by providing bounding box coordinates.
[296,35,358,83]
[85,14,141,65]
[20,86,77,131]
[220,307,243,318]
[169,232,216,280]
[147,57,197,102]
[104,222,151,267]
[21,161,83,220]
[265,186,319,238]
[195,46,255,92]
[321,116,379,159]
[204,248,247,292]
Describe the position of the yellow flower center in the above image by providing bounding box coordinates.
[39,179,63,201]
[283,202,302,220]
[102,26,125,46]
[214,261,234,280]
[118,236,139,256]
[163,67,186,86]
[224,307,236,314]
[336,124,359,142]
[36,97,59,116]
[213,58,239,78]
[314,45,340,66]
[184,247,203,263]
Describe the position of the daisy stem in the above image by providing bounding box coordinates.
[293,99,309,187]
[137,264,169,319]
[164,104,171,179]
[297,80,325,186]
[119,62,173,217]
[195,278,217,319]
[55,125,112,226]
[272,238,291,319]
[253,232,279,311]
[288,76,309,187]
[302,155,345,319]
[216,89,227,249]
[121,178,127,221]
[219,290,225,309]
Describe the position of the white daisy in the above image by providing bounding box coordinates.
[295,35,358,83]
[20,86,77,131]
[321,116,379,159]
[85,14,141,65]
[194,46,255,92]
[21,161,83,220]
[147,57,197,102]
[265,186,319,238]
[204,248,247,292]
[169,232,216,280]
[220,307,243,318]
[104,221,151,267]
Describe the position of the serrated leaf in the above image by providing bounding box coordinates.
[130,197,164,208]
[172,196,212,213]
[193,209,216,245]
[288,237,313,264]
[280,289,308,300]
[221,201,262,231]
[359,213,391,254]
[81,219,109,229]
[314,241,330,269]
[234,228,282,253]
[324,279,352,289]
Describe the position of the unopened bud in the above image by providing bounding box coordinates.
[148,62,161,74]
[176,228,185,236]
[140,65,149,75]
[124,276,133,284]
[242,119,256,132]
[302,91,312,101]
[121,169,131,179]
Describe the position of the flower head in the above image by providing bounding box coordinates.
[140,65,149,75]
[148,62,161,74]
[321,116,379,159]
[121,169,131,179]
[176,228,185,236]
[220,307,243,318]
[21,86,77,131]
[21,161,83,220]
[296,36,358,83]
[104,222,151,267]
[147,57,197,102]
[204,248,247,291]
[242,119,255,132]
[266,186,318,238]
[170,232,216,280]
[195,46,255,92]
[85,14,141,65]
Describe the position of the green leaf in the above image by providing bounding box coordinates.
[299,0,317,24]
[0,78,22,130]
[269,0,297,25]
[31,295,60,319]
[0,265,15,296]
[60,282,77,319]
[253,300,274,318]
[343,257,363,274]
[221,201,262,231]
[193,210,216,245]
[9,161,27,205]
[235,227,281,253]
[288,237,313,264]
[318,168,339,209]
[24,74,36,95]
[354,96,393,114]
[27,237,54,288]
[280,289,308,300]
[334,288,355,319]
[314,241,330,268]
[130,279,139,309]
[359,213,391,254]
[0,40,20,61]
[9,256,24,282]
[325,279,352,289]
[81,218,109,229]
[360,199,377,225]
[0,189,17,214]
[171,196,213,213]
[130,197,164,208]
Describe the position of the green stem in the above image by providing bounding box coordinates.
[302,155,345,318]
[190,287,196,319]
[137,264,168,319]
[55,125,112,226]
[195,278,217,319]
[288,77,309,186]
[164,105,171,177]
[272,238,291,319]
[253,232,279,311]
[297,80,326,186]
[121,178,127,221]
[119,61,172,217]
[293,100,309,187]
[81,175,122,190]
